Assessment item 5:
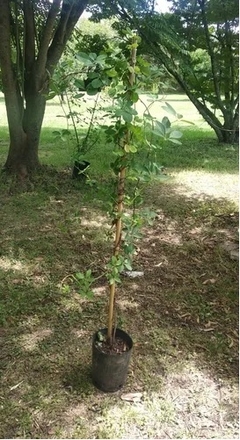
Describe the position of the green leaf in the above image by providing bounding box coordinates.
[61,284,71,294]
[169,130,183,139]
[89,52,97,61]
[96,54,107,64]
[162,116,171,129]
[86,88,99,96]
[76,52,93,66]
[122,111,132,123]
[106,69,118,77]
[155,121,165,136]
[109,278,115,285]
[124,260,132,271]
[85,290,94,299]
[108,87,117,97]
[162,102,178,117]
[132,92,139,103]
[169,138,182,145]
[111,256,118,265]
[75,272,85,280]
[73,93,85,99]
[124,144,137,153]
[128,107,138,115]
[176,113,183,119]
[91,78,103,88]
[74,79,85,89]
[129,144,138,153]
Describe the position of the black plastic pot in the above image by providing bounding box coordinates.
[72,160,90,180]
[92,328,133,393]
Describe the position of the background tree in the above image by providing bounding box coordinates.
[90,0,239,143]
[133,0,239,143]
[0,0,88,176]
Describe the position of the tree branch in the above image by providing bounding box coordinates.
[0,0,24,138]
[224,19,235,108]
[198,0,224,112]
[36,0,61,76]
[23,0,35,72]
[47,0,89,75]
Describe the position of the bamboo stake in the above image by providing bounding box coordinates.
[107,35,137,344]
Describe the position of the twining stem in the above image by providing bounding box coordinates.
[107,35,137,344]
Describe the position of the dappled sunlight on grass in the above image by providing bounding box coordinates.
[18,328,53,352]
[0,256,30,273]
[94,360,238,439]
[93,286,107,296]
[71,328,90,339]
[144,211,184,246]
[81,216,108,228]
[0,160,238,438]
[117,298,139,311]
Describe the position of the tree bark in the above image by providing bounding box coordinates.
[4,93,46,175]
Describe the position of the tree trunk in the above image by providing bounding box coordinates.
[3,92,46,176]
[0,0,88,177]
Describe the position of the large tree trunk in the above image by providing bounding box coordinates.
[0,0,88,177]
[4,92,46,176]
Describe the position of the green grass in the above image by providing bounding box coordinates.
[157,129,239,172]
[0,125,238,175]
[0,92,239,175]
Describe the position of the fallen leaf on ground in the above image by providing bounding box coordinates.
[121,392,143,402]
[203,278,217,285]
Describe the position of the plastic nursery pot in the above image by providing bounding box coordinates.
[92,328,133,393]
[72,160,90,180]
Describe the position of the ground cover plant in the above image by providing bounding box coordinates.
[0,91,239,438]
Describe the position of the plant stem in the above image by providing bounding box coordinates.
[82,92,99,154]
[65,92,80,150]
[107,34,137,344]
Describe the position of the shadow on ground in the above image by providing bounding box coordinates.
[0,171,238,438]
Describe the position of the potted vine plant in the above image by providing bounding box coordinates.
[66,33,183,392]
[51,55,109,181]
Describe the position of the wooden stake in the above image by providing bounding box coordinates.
[107,35,137,344]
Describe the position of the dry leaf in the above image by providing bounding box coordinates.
[205,321,218,328]
[203,278,217,285]
[10,380,24,391]
[179,313,191,318]
[228,338,234,348]
[121,392,143,402]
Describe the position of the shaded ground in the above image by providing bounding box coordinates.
[0,168,238,438]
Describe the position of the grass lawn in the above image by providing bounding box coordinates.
[0,94,239,438]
